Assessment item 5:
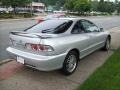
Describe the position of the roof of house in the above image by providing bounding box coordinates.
[28,2,45,7]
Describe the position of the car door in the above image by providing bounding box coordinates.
[71,20,90,58]
[81,20,106,53]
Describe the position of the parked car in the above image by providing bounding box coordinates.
[37,13,68,23]
[6,18,111,75]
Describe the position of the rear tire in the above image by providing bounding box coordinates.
[61,51,79,75]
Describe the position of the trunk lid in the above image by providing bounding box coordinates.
[9,31,58,49]
[10,31,42,49]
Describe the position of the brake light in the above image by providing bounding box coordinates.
[31,44,43,51]
[26,44,54,52]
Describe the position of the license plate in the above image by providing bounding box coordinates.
[17,56,24,64]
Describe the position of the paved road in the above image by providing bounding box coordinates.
[0,16,120,61]
[0,27,120,90]
[0,19,36,61]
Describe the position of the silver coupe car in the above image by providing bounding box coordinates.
[6,18,111,75]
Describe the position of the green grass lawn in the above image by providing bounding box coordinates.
[77,48,120,90]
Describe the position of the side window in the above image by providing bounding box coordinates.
[81,20,99,33]
[71,21,84,34]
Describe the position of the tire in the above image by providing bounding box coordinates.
[103,37,111,51]
[61,51,79,75]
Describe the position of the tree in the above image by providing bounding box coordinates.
[116,2,120,14]
[39,0,57,6]
[64,0,91,15]
[0,0,32,14]
[97,0,106,12]
[64,0,74,11]
[91,0,99,11]
[105,1,115,14]
[55,0,65,10]
[115,0,120,15]
[115,0,119,5]
[97,0,115,14]
[36,0,65,11]
[74,0,91,15]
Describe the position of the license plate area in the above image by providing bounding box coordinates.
[17,56,24,64]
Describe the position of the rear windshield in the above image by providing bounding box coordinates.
[45,15,57,19]
[25,20,73,34]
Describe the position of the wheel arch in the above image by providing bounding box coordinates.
[108,34,111,41]
[67,48,80,60]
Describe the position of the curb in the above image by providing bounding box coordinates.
[109,27,120,32]
[0,59,13,65]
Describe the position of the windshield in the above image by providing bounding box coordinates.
[26,20,73,34]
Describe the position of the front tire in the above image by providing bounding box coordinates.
[103,37,111,51]
[61,51,79,75]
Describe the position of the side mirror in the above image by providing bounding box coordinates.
[100,28,104,32]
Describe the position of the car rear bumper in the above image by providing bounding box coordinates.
[6,47,66,71]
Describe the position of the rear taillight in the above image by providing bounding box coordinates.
[26,44,54,52]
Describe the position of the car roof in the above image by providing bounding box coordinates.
[59,17,78,20]
[46,13,65,17]
[58,17,87,21]
[44,17,90,23]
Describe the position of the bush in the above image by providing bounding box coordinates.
[22,13,32,18]
[0,13,33,19]
[0,13,14,19]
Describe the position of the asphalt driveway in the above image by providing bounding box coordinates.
[0,27,120,90]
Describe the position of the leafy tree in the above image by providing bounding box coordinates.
[114,0,120,15]
[65,0,91,15]
[97,0,106,12]
[39,0,57,6]
[74,0,91,15]
[64,0,74,11]
[97,0,115,14]
[116,2,120,14]
[91,0,99,11]
[105,1,115,14]
[115,0,119,5]
[37,0,65,10]
[55,0,65,10]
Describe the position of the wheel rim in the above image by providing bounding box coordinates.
[106,39,110,50]
[66,55,77,73]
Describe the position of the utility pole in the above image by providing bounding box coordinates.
[30,0,33,16]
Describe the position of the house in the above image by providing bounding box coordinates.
[27,2,45,13]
